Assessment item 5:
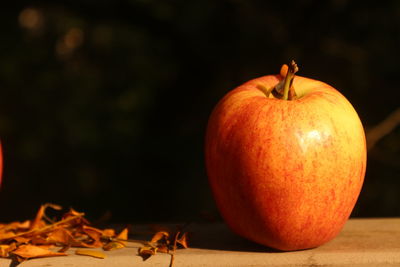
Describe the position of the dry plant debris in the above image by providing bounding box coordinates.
[138,228,189,267]
[0,203,189,266]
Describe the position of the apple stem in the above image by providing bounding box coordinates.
[282,60,299,100]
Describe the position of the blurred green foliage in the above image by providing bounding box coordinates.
[0,0,398,222]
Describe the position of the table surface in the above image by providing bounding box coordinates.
[0,218,399,267]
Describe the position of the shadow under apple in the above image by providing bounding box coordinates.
[186,223,281,253]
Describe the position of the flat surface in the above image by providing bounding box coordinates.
[0,218,399,266]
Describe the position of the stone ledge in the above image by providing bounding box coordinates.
[0,218,399,266]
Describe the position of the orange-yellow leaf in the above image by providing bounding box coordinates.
[58,245,70,253]
[116,228,128,240]
[46,227,71,245]
[111,227,128,248]
[0,220,32,241]
[82,225,103,242]
[36,245,54,250]
[63,208,86,220]
[30,236,49,245]
[102,241,125,251]
[0,243,16,258]
[156,244,169,253]
[13,236,31,244]
[68,234,103,248]
[11,244,66,259]
[0,231,18,241]
[176,232,188,249]
[31,203,62,230]
[0,220,30,232]
[102,229,115,238]
[0,245,10,257]
[61,208,88,226]
[75,249,106,259]
[151,231,169,244]
[31,204,45,229]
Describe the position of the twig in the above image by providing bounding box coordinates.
[366,107,400,150]
[169,231,180,267]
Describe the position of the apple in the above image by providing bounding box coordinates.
[205,61,366,251]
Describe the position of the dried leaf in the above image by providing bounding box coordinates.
[81,225,103,247]
[61,208,89,226]
[3,212,84,244]
[82,225,103,239]
[75,249,106,259]
[116,228,128,240]
[35,244,54,250]
[13,236,31,244]
[103,241,125,251]
[156,244,169,253]
[0,245,10,258]
[151,231,169,244]
[29,236,49,245]
[11,244,66,259]
[0,231,19,241]
[138,246,157,261]
[0,220,30,232]
[0,204,189,265]
[31,203,62,230]
[58,245,70,253]
[68,234,102,248]
[0,221,31,241]
[102,229,115,238]
[0,243,16,258]
[176,232,188,249]
[101,227,128,251]
[46,227,71,245]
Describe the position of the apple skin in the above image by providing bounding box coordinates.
[205,71,366,251]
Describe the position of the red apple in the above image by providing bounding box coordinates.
[205,61,366,251]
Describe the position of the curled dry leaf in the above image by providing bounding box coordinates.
[0,243,17,258]
[81,225,104,247]
[102,229,116,238]
[116,228,128,241]
[151,231,169,244]
[0,220,31,242]
[82,225,103,240]
[0,232,18,241]
[31,203,62,229]
[103,227,129,251]
[176,232,188,249]
[0,220,30,232]
[46,227,71,245]
[156,244,169,253]
[102,241,125,251]
[11,244,67,259]
[138,246,157,261]
[13,236,31,246]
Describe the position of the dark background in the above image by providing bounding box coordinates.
[0,0,398,223]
